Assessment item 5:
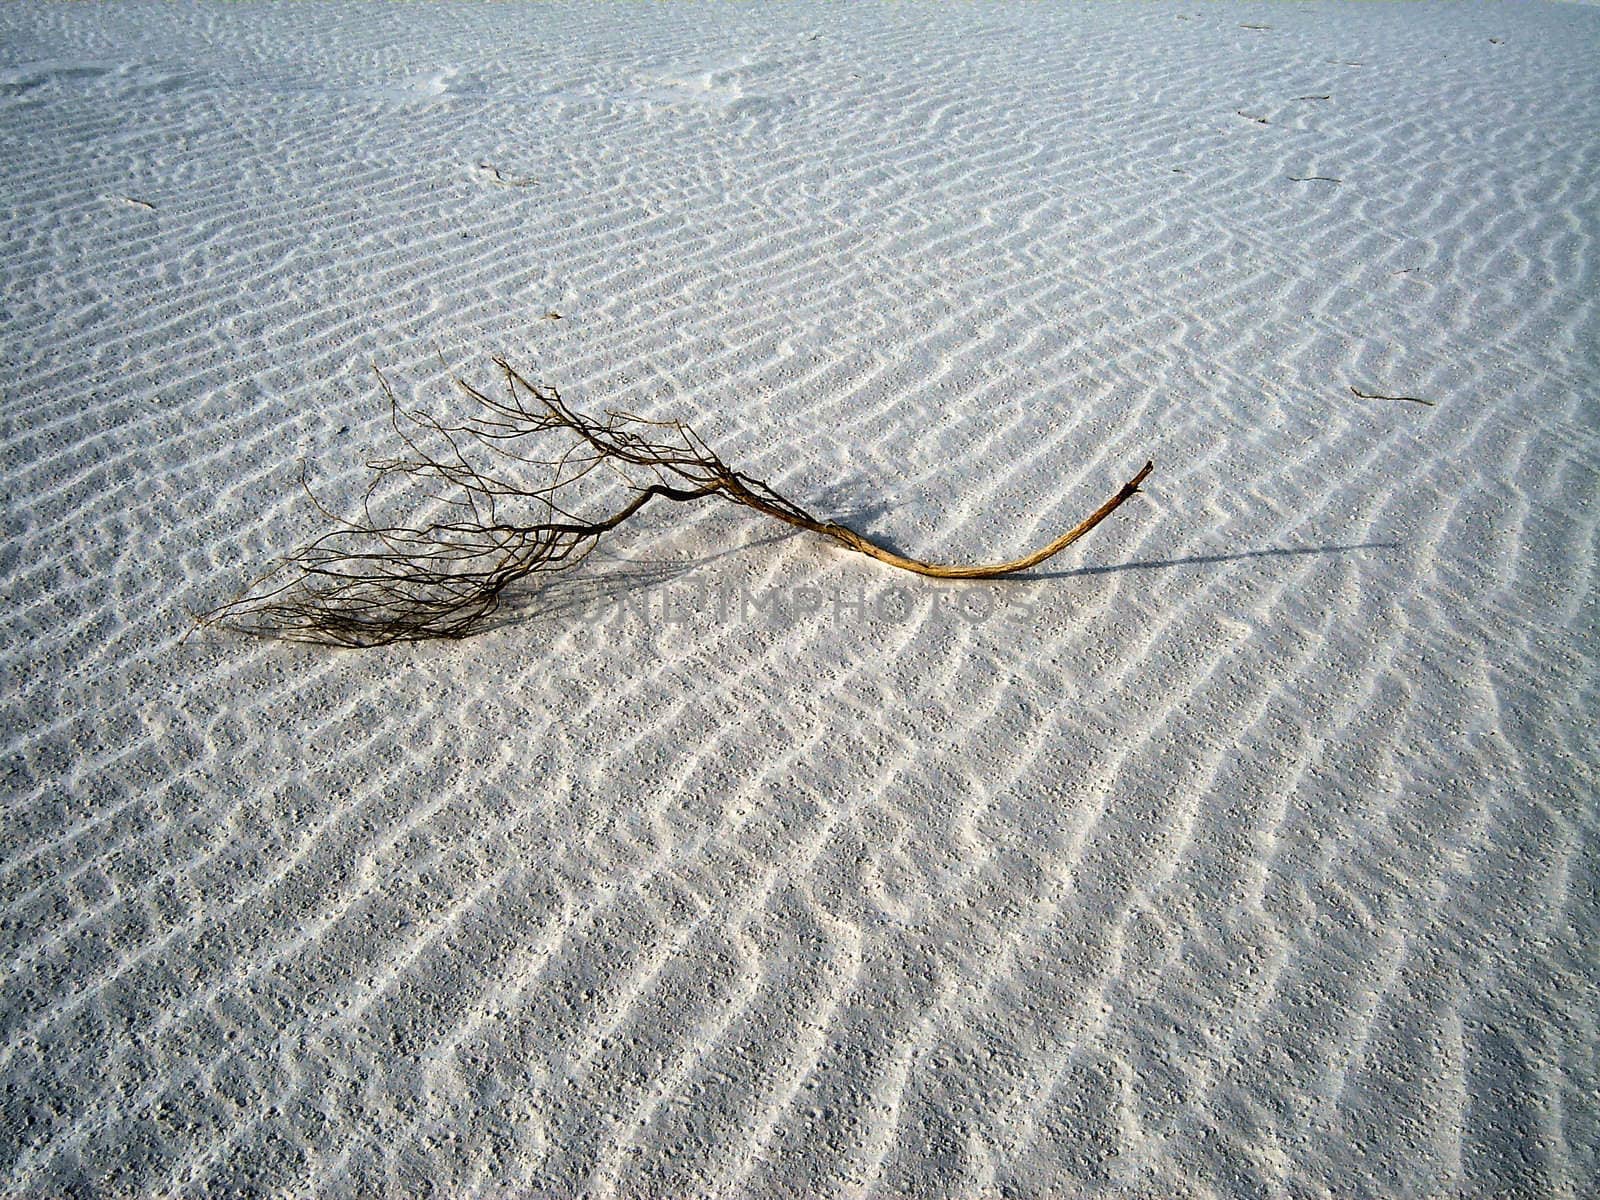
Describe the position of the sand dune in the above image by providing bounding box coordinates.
[2,1,1596,1196]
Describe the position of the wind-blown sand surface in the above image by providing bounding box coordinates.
[2,1,1597,1195]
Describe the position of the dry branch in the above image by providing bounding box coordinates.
[201,359,1152,646]
[1350,385,1435,406]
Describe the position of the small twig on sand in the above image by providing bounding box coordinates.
[1351,386,1435,406]
[1288,175,1341,183]
[1291,94,1332,101]
[477,162,535,187]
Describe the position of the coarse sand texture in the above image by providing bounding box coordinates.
[2,2,1596,1197]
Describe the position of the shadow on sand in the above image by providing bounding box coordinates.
[485,528,1398,635]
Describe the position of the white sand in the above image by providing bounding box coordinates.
[3,0,1597,1195]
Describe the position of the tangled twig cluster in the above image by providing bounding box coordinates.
[201,359,1152,646]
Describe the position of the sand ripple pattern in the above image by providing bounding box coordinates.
[2,2,1597,1196]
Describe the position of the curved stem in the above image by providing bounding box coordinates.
[737,460,1154,578]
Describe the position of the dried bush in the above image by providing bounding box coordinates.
[201,359,1151,646]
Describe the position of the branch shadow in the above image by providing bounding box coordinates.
[485,525,1394,635]
[479,489,898,634]
[479,524,806,633]
[477,469,1394,636]
[1027,540,1399,580]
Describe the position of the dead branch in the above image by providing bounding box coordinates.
[200,359,1153,646]
[1350,385,1435,406]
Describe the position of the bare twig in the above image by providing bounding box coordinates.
[1351,386,1435,406]
[200,360,1154,646]
[476,162,536,187]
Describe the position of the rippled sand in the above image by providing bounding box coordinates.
[3,2,1596,1196]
